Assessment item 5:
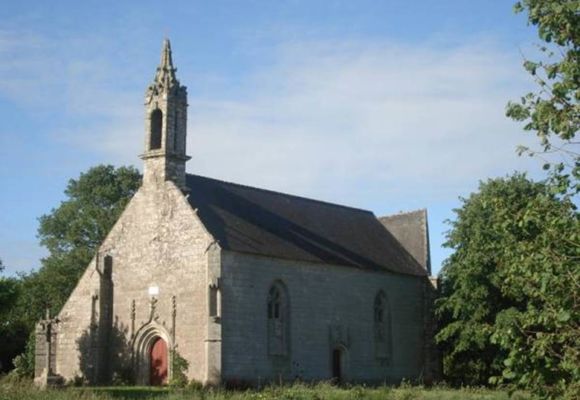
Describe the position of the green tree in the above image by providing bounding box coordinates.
[506,0,579,195]
[436,174,542,385]
[6,165,141,377]
[32,164,141,316]
[489,188,579,398]
[499,1,580,398]
[0,259,28,373]
[436,174,579,398]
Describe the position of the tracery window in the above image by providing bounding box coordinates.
[267,282,289,356]
[374,290,392,361]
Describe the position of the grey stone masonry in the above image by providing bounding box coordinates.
[220,250,427,385]
[33,310,60,387]
[141,39,190,191]
[34,39,435,387]
[52,181,216,384]
[379,209,431,275]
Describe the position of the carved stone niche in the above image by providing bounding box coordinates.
[208,278,221,322]
[328,324,351,349]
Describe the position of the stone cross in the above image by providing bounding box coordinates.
[39,308,60,375]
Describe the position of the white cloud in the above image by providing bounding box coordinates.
[0,29,145,163]
[0,31,62,105]
[0,31,545,275]
[0,30,540,208]
[186,39,539,206]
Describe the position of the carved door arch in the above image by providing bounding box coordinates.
[132,322,172,385]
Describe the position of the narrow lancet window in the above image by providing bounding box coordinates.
[150,109,163,150]
[267,282,289,356]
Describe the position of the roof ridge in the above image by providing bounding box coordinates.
[186,173,372,214]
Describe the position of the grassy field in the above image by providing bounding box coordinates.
[0,379,534,400]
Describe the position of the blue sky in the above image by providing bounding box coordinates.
[0,1,545,276]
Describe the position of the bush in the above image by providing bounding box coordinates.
[11,334,35,378]
[168,350,189,388]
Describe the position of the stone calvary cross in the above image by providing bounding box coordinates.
[34,308,62,387]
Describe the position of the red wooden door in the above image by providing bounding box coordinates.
[150,337,168,385]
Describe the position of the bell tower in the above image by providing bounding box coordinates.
[140,39,190,191]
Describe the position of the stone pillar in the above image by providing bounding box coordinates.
[205,244,222,385]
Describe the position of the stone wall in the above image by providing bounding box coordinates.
[220,250,426,384]
[52,181,214,384]
[44,179,432,386]
[379,210,430,274]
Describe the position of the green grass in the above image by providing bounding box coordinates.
[0,379,533,400]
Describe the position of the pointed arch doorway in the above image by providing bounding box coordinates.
[133,322,172,385]
[149,336,168,385]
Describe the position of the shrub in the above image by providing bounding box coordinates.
[168,350,189,388]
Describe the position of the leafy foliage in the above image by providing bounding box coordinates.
[500,1,580,398]
[0,259,29,373]
[11,332,36,378]
[33,164,141,317]
[489,190,579,398]
[436,175,544,385]
[169,350,190,388]
[436,174,579,398]
[506,0,579,195]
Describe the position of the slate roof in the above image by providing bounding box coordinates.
[186,174,427,277]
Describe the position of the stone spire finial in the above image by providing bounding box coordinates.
[160,38,173,69]
[153,38,178,90]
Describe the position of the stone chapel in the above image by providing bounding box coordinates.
[34,40,438,387]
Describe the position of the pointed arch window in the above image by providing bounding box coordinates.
[267,282,289,356]
[374,291,392,361]
[150,109,163,150]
